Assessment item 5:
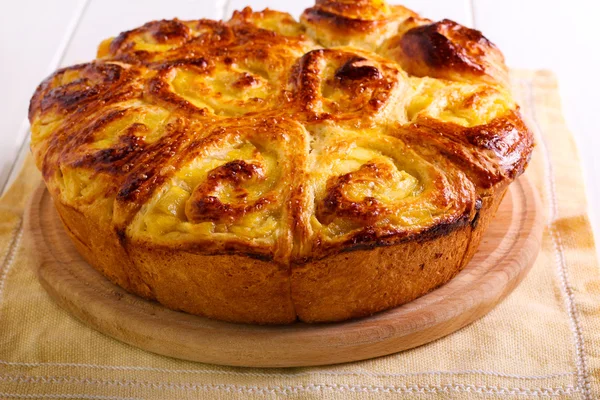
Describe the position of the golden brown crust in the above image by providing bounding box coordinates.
[289,47,410,126]
[292,217,473,322]
[380,19,509,86]
[55,197,297,324]
[300,0,417,50]
[292,183,508,323]
[29,0,534,324]
[395,111,534,189]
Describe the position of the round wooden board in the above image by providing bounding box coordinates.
[25,176,543,368]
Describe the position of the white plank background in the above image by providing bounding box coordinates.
[2,0,599,255]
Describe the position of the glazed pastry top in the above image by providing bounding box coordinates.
[28,0,533,264]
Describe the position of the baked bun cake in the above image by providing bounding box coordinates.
[28,0,534,324]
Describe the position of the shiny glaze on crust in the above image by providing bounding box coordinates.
[394,110,533,189]
[289,48,407,125]
[300,0,418,50]
[319,162,396,225]
[297,130,478,261]
[381,19,508,86]
[29,0,534,266]
[185,160,272,224]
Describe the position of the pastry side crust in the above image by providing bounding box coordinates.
[51,184,507,324]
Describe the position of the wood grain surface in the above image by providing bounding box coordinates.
[24,175,543,368]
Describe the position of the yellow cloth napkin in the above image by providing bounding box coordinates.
[0,70,598,399]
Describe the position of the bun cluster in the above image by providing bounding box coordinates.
[28,0,533,324]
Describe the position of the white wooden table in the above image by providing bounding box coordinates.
[2,0,599,252]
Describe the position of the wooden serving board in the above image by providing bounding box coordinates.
[25,176,543,368]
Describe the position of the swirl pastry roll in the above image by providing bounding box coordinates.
[122,119,309,323]
[380,19,509,86]
[291,47,411,126]
[301,0,418,50]
[291,129,478,321]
